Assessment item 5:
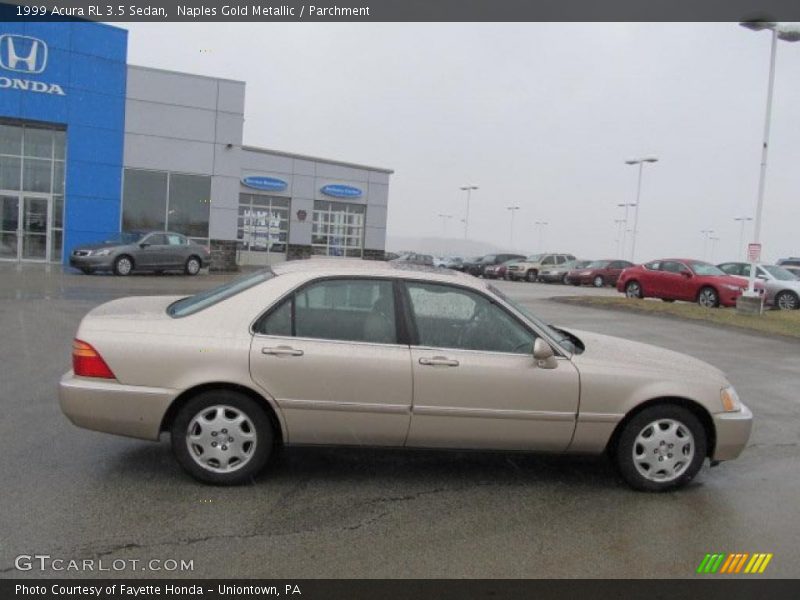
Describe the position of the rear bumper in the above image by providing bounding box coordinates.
[58,371,176,441]
[711,404,753,461]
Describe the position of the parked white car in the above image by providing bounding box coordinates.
[718,262,800,310]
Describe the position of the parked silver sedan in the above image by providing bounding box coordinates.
[69,231,211,276]
[59,260,751,491]
[718,262,800,310]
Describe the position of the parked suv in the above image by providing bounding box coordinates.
[507,253,576,282]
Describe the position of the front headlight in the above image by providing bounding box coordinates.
[90,248,112,256]
[723,284,743,291]
[721,386,742,412]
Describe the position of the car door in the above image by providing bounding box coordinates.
[607,261,630,285]
[134,233,168,268]
[402,280,580,451]
[639,261,663,297]
[248,277,413,446]
[659,261,695,300]
[165,233,190,268]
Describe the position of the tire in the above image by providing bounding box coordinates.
[526,269,538,283]
[561,274,569,285]
[80,267,94,275]
[625,280,642,298]
[113,255,133,276]
[171,390,274,485]
[185,256,202,276]
[697,286,719,308]
[614,404,707,492]
[775,290,799,310]
[593,275,605,288]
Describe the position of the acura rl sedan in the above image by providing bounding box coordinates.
[59,260,751,491]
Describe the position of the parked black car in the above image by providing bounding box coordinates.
[464,253,526,277]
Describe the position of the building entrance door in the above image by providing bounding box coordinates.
[0,192,51,262]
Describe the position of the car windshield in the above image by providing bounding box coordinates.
[586,260,610,269]
[168,269,274,318]
[525,254,543,261]
[101,232,144,245]
[688,261,725,276]
[763,265,798,281]
[480,255,496,263]
[487,284,568,350]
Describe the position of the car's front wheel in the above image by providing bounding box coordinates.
[526,269,538,282]
[614,404,707,492]
[113,255,133,276]
[697,286,719,308]
[775,290,799,310]
[171,390,274,485]
[593,275,605,288]
[625,280,642,298]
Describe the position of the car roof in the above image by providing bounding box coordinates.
[272,258,486,288]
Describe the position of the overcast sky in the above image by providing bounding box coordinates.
[117,22,800,262]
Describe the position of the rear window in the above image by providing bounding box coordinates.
[168,269,275,318]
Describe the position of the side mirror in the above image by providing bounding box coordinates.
[533,338,558,369]
[680,270,692,278]
[139,242,150,248]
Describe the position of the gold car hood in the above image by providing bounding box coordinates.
[564,328,727,383]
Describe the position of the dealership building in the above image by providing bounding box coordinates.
[0,22,392,268]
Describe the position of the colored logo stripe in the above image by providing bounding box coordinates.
[697,553,773,574]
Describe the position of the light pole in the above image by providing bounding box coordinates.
[700,229,715,260]
[617,202,636,259]
[624,156,658,262]
[534,221,548,252]
[460,185,479,240]
[437,213,452,256]
[710,236,720,262]
[734,216,753,260]
[614,218,626,258]
[740,21,800,295]
[506,206,520,248]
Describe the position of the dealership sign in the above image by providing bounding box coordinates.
[321,184,362,198]
[241,176,288,191]
[0,34,66,96]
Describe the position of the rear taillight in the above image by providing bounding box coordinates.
[72,339,116,379]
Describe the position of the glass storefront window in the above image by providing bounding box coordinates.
[22,158,52,193]
[122,169,168,231]
[23,128,53,158]
[0,156,21,191]
[311,200,365,257]
[167,173,211,238]
[0,124,22,156]
[237,193,289,254]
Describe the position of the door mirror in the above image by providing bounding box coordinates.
[680,270,692,278]
[139,242,150,248]
[533,338,558,369]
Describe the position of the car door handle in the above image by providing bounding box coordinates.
[262,346,304,357]
[419,356,459,367]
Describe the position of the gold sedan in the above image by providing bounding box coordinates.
[59,260,752,491]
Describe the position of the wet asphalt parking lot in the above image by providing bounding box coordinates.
[1,264,798,579]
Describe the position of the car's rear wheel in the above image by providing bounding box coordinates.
[625,280,642,298]
[185,256,202,276]
[561,274,569,284]
[593,275,605,288]
[113,255,133,276]
[615,404,706,492]
[526,270,538,282]
[171,390,274,485]
[775,290,799,310]
[697,286,719,308]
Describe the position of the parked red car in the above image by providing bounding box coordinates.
[616,258,763,307]
[568,259,634,287]
[483,258,519,280]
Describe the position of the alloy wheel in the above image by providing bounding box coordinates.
[776,291,798,310]
[186,405,257,474]
[625,282,641,298]
[698,288,718,308]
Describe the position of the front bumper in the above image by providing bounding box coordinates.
[59,371,176,441]
[69,254,115,270]
[711,403,753,461]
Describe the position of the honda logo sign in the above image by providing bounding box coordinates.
[0,35,47,74]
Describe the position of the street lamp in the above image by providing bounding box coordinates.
[460,185,479,239]
[624,156,658,262]
[700,229,715,260]
[734,216,753,260]
[534,221,549,252]
[617,202,637,259]
[740,21,800,295]
[709,236,720,262]
[437,213,453,256]
[506,206,520,248]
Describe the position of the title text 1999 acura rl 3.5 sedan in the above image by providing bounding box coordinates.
[59,260,752,491]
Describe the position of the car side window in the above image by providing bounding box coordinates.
[405,282,536,354]
[719,264,740,276]
[555,256,566,265]
[166,234,184,246]
[255,279,397,344]
[660,261,688,274]
[145,234,167,246]
[541,256,555,265]
[645,261,660,271]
